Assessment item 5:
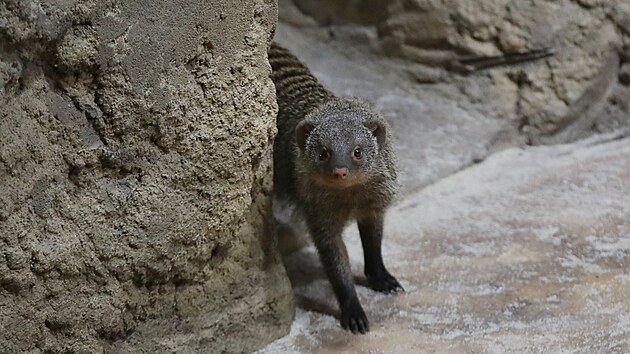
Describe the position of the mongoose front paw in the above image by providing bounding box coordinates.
[340,301,369,334]
[367,272,404,294]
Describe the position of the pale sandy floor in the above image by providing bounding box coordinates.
[260,132,630,354]
[259,24,630,354]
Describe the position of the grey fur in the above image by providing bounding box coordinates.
[269,42,403,334]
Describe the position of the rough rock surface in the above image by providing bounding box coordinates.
[280,0,630,144]
[0,1,293,353]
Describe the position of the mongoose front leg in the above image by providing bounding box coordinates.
[307,216,369,334]
[358,214,404,294]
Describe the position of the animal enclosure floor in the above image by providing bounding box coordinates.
[259,132,630,354]
[258,24,630,354]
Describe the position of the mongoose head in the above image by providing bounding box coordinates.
[295,100,388,189]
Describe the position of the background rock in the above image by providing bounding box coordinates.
[0,0,293,353]
[279,0,630,144]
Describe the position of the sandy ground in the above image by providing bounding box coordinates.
[259,25,630,354]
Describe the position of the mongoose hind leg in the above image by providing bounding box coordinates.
[307,214,369,334]
[358,214,404,294]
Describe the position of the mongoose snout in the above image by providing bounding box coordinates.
[332,167,348,179]
[317,167,366,189]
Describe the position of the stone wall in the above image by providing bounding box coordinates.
[0,0,293,353]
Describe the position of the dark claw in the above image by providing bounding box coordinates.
[367,271,404,294]
[341,301,369,334]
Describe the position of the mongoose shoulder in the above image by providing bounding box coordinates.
[269,42,402,334]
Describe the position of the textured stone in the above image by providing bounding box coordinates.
[281,0,630,143]
[0,0,294,353]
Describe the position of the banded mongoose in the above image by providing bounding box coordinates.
[269,42,403,334]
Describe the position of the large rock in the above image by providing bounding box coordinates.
[0,0,294,353]
[280,0,630,144]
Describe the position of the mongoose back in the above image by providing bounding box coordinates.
[269,42,403,334]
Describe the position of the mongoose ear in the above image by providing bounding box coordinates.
[365,121,386,146]
[295,121,315,150]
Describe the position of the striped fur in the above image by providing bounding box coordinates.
[269,42,335,199]
[268,43,402,334]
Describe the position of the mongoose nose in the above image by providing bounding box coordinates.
[332,168,349,180]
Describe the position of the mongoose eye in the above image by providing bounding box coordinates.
[319,148,330,161]
[353,146,362,160]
